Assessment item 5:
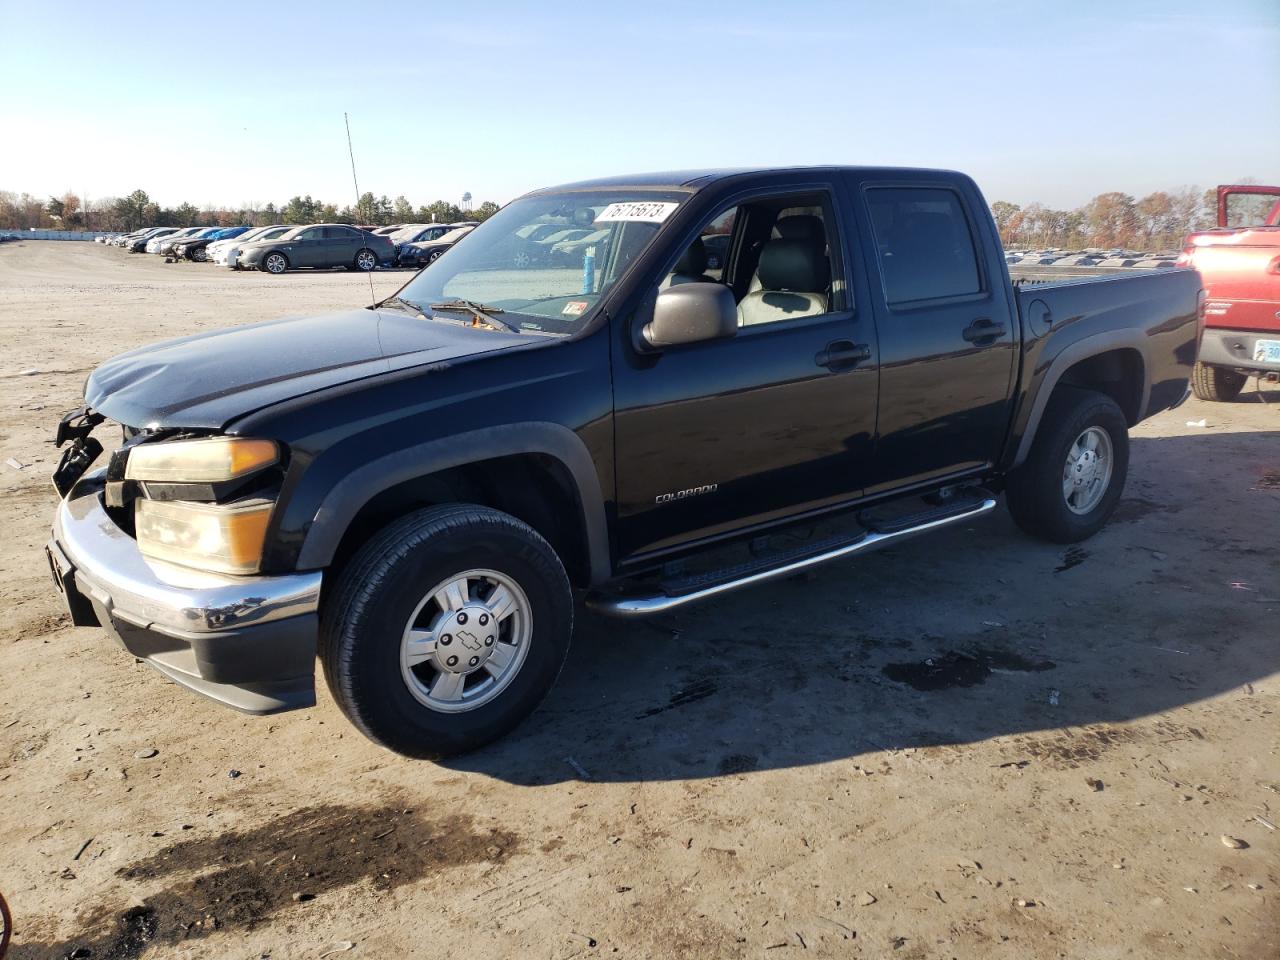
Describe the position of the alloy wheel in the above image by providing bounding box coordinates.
[399,568,532,714]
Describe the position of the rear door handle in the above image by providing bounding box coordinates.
[815,340,872,370]
[962,318,1007,343]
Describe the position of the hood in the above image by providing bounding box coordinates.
[86,308,535,429]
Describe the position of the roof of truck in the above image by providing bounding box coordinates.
[530,166,967,194]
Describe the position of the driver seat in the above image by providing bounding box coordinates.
[737,238,829,326]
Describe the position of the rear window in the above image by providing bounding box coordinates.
[868,188,983,304]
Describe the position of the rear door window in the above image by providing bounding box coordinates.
[867,188,983,305]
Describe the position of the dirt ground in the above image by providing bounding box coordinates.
[0,240,1276,960]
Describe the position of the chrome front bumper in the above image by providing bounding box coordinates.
[48,474,322,713]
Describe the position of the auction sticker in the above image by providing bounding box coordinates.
[594,201,679,224]
[562,300,589,316]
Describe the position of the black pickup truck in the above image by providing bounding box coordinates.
[47,166,1203,757]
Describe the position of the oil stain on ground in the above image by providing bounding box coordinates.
[15,803,517,960]
[636,677,718,719]
[1055,546,1089,572]
[882,647,1056,692]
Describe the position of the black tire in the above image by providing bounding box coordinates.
[426,250,442,264]
[354,248,377,272]
[320,504,573,758]
[192,245,208,262]
[1190,362,1246,402]
[263,251,289,275]
[1006,387,1129,544]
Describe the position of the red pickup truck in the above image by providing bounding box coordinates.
[1180,184,1280,400]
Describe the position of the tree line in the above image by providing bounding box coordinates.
[0,189,502,233]
[1,178,1265,250]
[993,179,1268,251]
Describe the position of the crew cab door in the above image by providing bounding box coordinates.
[851,174,1018,493]
[611,179,879,563]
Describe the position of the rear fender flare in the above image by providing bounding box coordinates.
[296,422,611,582]
[1012,331,1149,468]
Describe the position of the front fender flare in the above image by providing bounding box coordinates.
[295,422,611,583]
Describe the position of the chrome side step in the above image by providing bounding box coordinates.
[585,497,998,619]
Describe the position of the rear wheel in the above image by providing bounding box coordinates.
[1006,388,1129,544]
[1190,362,1246,402]
[354,248,377,271]
[263,252,289,275]
[320,504,573,758]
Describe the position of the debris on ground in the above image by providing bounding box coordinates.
[4,458,25,470]
[856,891,878,906]
[1086,777,1104,792]
[1186,419,1207,428]
[133,748,158,759]
[1221,835,1248,849]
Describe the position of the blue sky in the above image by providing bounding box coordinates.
[2,0,1276,210]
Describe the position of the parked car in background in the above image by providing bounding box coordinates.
[393,221,477,248]
[1179,183,1280,400]
[395,225,475,267]
[238,223,394,274]
[512,222,580,267]
[158,227,220,257]
[548,227,610,266]
[110,229,148,248]
[130,227,181,253]
[175,225,251,261]
[148,227,204,254]
[209,225,291,269]
[48,165,1201,757]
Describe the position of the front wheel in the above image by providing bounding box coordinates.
[354,248,377,271]
[426,250,442,265]
[320,504,573,758]
[192,246,208,262]
[1006,388,1129,544]
[1190,362,1246,402]
[263,252,289,275]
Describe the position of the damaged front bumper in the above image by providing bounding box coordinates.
[48,471,322,714]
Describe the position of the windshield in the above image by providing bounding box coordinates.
[397,191,683,335]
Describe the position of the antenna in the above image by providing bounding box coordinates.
[345,112,377,307]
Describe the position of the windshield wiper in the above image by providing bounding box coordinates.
[373,295,425,316]
[429,299,519,333]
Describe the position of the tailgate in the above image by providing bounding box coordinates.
[1191,241,1280,333]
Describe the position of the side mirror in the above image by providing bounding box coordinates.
[641,283,737,349]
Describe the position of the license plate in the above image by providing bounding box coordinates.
[1255,339,1280,364]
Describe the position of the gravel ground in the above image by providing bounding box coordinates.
[0,240,1276,960]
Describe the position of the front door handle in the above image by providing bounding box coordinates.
[962,318,1007,343]
[815,340,872,370]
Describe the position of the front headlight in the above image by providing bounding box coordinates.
[126,437,278,482]
[136,498,273,574]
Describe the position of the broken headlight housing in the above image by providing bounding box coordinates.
[125,437,281,575]
[135,498,274,575]
[125,436,277,483]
